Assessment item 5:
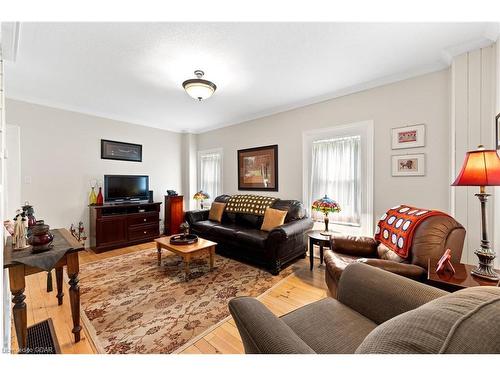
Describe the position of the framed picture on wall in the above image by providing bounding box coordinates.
[238,145,278,191]
[392,153,425,177]
[391,124,425,149]
[101,139,142,162]
[496,113,500,150]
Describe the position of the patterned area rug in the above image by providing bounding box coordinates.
[79,248,292,354]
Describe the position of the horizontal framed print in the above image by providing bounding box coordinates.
[101,139,142,162]
[238,144,278,191]
[391,124,425,149]
[496,113,500,150]
[392,153,425,177]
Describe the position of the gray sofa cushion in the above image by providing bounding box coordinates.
[282,298,377,354]
[356,286,500,354]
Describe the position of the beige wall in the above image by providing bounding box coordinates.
[197,69,451,226]
[5,99,183,243]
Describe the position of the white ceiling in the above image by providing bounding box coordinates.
[4,22,499,133]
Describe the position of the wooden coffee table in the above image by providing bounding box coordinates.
[155,236,217,280]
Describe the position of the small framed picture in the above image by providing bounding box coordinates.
[391,124,425,149]
[101,139,142,162]
[392,153,425,177]
[496,113,500,150]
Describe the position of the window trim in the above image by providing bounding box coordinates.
[197,148,223,203]
[302,121,374,236]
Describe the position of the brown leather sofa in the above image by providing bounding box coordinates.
[185,195,313,275]
[324,215,466,297]
[229,263,500,354]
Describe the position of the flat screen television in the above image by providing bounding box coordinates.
[104,175,149,203]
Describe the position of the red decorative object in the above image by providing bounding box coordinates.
[374,205,448,258]
[436,249,455,274]
[96,187,104,206]
[451,145,500,281]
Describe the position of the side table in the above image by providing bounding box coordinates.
[427,259,500,292]
[4,228,84,353]
[307,230,334,270]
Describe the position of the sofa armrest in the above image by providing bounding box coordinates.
[330,235,378,257]
[268,218,314,242]
[361,259,427,280]
[228,297,315,354]
[337,262,448,324]
[184,209,209,225]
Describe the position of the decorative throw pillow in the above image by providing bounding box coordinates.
[208,202,226,222]
[260,207,287,232]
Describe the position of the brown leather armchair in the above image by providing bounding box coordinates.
[324,215,466,297]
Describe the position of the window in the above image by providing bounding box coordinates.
[303,121,373,236]
[198,149,223,203]
[310,135,361,225]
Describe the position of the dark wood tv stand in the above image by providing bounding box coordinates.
[89,202,162,252]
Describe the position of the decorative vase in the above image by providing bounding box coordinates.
[28,220,54,252]
[89,187,97,205]
[22,202,37,235]
[96,187,104,206]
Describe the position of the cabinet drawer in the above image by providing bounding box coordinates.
[128,224,159,241]
[128,212,159,227]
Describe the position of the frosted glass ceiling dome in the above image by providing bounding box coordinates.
[182,70,217,101]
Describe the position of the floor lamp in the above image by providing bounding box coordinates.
[452,145,500,281]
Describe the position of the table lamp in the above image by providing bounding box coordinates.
[193,190,210,210]
[311,195,341,235]
[451,145,500,281]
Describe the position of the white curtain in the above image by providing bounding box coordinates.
[310,135,361,225]
[200,152,221,202]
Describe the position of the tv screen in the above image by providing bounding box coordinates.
[104,175,149,202]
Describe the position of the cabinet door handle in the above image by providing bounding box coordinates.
[143,218,147,222]
[143,231,147,234]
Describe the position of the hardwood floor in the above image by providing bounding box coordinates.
[10,242,328,354]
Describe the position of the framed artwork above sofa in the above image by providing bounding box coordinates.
[238,145,278,191]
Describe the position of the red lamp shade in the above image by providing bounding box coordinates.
[452,147,500,186]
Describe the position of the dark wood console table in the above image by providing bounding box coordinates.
[89,202,161,252]
[4,228,84,353]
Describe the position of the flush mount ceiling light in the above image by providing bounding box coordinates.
[182,70,217,101]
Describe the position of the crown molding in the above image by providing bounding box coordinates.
[5,93,183,134]
[1,22,20,62]
[441,36,497,66]
[193,62,448,134]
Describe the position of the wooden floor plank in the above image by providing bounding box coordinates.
[10,243,327,354]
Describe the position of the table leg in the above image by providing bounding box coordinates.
[55,267,64,306]
[156,243,162,266]
[320,243,324,266]
[9,265,27,352]
[66,252,81,343]
[184,254,191,281]
[209,246,215,270]
[309,238,314,270]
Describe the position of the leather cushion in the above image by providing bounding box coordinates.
[356,287,500,354]
[270,199,306,222]
[236,229,269,249]
[212,223,240,239]
[208,202,226,222]
[190,220,219,235]
[261,208,287,232]
[281,298,377,354]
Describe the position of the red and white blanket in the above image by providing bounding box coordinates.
[374,205,449,258]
